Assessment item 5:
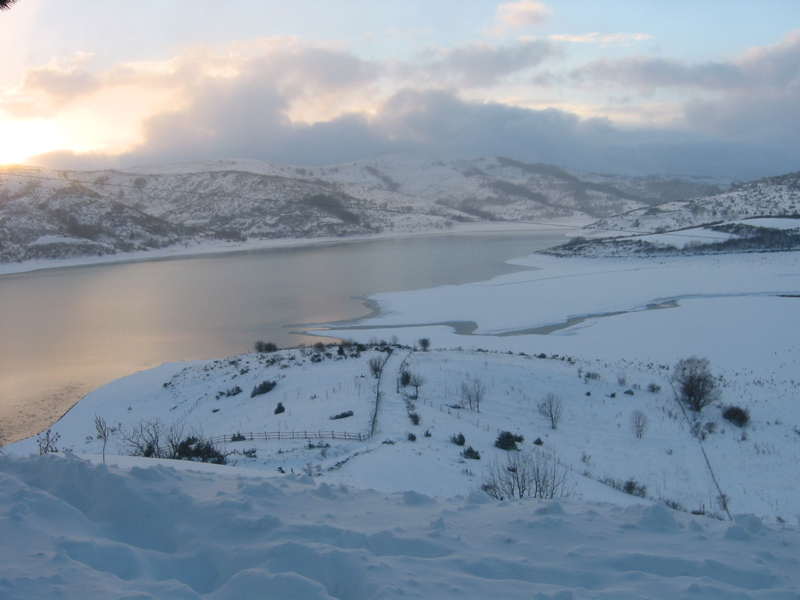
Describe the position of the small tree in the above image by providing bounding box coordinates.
[630,410,649,438]
[407,372,426,399]
[368,355,386,379]
[538,393,563,429]
[494,431,524,451]
[460,378,486,412]
[254,341,278,353]
[418,338,431,351]
[672,356,720,412]
[94,415,111,462]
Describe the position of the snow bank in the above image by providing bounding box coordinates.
[2,453,799,599]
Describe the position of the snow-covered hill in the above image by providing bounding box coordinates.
[0,153,728,265]
[588,171,800,236]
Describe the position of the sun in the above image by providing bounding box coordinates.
[0,120,62,165]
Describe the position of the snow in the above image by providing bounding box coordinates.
[3,231,800,597]
[3,452,800,599]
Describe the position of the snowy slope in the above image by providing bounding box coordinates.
[0,154,728,265]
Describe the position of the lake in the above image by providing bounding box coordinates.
[0,230,565,442]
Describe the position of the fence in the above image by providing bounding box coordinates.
[206,430,368,445]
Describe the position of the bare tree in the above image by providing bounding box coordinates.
[672,356,720,412]
[630,410,649,438]
[481,449,570,500]
[460,378,486,412]
[94,415,112,462]
[538,393,564,429]
[120,419,166,457]
[367,355,386,379]
[407,372,426,399]
[418,337,431,351]
[0,1,18,11]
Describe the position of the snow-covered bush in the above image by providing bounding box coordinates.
[723,405,751,427]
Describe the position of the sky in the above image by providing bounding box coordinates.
[1,1,799,179]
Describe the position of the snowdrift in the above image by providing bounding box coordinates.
[2,452,799,599]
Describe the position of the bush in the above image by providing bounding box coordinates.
[647,382,662,393]
[274,402,285,414]
[482,449,570,500]
[330,410,354,420]
[623,478,647,498]
[723,405,750,427]
[418,337,431,351]
[409,412,421,426]
[400,371,411,387]
[533,437,544,446]
[450,432,466,446]
[407,433,417,442]
[174,436,228,465]
[231,432,246,442]
[251,380,277,397]
[494,431,524,451]
[461,446,481,460]
[255,341,278,353]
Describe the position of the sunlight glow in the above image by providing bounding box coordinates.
[0,120,62,164]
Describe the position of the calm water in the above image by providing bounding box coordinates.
[0,231,564,441]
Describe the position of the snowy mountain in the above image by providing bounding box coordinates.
[0,154,727,264]
[587,171,800,236]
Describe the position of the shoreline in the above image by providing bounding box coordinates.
[0,219,587,277]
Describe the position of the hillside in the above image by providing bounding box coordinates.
[0,154,727,264]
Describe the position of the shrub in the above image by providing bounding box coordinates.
[409,412,421,425]
[274,402,285,415]
[37,429,60,455]
[254,341,278,353]
[647,382,662,393]
[424,429,432,437]
[224,386,242,397]
[623,478,647,498]
[481,449,570,500]
[533,437,544,446]
[461,446,481,460]
[330,410,354,420]
[494,431,524,451]
[251,380,277,397]
[418,337,431,351]
[407,433,417,442]
[174,436,228,465]
[450,432,466,446]
[723,405,751,427]
[400,371,411,387]
[231,432,246,442]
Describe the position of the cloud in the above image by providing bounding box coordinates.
[17,31,800,180]
[419,39,561,87]
[496,0,552,29]
[550,32,653,47]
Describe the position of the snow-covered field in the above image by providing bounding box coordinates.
[4,246,800,598]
